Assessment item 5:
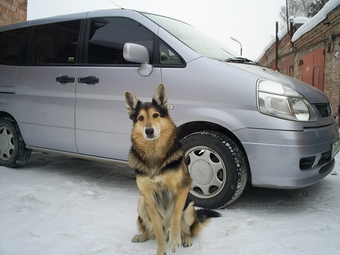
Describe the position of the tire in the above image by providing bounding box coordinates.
[0,118,31,167]
[181,131,248,209]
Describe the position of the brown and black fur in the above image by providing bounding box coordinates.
[125,84,220,255]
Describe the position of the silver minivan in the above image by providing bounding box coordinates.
[0,9,339,208]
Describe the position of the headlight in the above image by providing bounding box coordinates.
[257,79,317,121]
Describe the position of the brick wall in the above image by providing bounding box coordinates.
[0,0,27,26]
[258,6,340,124]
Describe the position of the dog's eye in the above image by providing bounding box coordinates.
[138,116,144,121]
[153,113,159,118]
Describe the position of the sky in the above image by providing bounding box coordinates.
[27,0,287,60]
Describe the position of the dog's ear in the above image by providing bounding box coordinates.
[125,91,140,119]
[153,84,168,109]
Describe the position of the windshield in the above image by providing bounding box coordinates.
[143,13,236,60]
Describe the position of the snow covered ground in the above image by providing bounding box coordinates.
[1,151,340,255]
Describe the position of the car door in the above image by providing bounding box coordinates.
[75,17,161,160]
[15,20,81,152]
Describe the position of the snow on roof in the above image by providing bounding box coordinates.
[292,0,340,42]
[256,0,340,61]
[292,16,310,27]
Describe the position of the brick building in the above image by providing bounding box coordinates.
[0,0,27,26]
[257,1,340,124]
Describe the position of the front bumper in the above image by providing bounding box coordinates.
[235,122,339,189]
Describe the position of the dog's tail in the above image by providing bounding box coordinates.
[196,208,222,221]
[190,208,221,236]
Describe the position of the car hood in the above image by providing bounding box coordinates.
[226,63,329,104]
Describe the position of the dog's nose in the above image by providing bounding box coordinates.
[145,127,154,137]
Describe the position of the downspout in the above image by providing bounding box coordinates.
[286,0,289,35]
[275,21,279,71]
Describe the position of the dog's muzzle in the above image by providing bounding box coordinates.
[144,127,155,139]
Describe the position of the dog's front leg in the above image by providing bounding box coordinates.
[144,195,166,255]
[169,184,191,252]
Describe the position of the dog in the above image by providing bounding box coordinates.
[125,84,221,255]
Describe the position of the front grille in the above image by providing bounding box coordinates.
[314,103,332,118]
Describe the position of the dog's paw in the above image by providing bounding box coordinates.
[169,234,181,252]
[132,233,148,243]
[182,236,193,247]
[156,249,166,255]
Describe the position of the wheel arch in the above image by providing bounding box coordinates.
[0,111,15,120]
[0,111,20,131]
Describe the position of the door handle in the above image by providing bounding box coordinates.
[56,75,75,84]
[78,75,99,85]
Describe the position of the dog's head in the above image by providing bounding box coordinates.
[125,84,173,141]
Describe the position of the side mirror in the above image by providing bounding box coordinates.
[123,43,153,77]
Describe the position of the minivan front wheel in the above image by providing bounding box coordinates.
[0,118,31,167]
[181,131,248,209]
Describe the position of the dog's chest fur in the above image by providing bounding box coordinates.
[136,172,179,220]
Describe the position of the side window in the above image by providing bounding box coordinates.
[87,17,154,65]
[0,28,27,65]
[27,20,81,65]
[159,42,184,65]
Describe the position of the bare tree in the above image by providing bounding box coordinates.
[308,0,329,17]
[279,0,313,29]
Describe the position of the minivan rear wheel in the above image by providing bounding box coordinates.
[0,118,31,167]
[181,131,248,209]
